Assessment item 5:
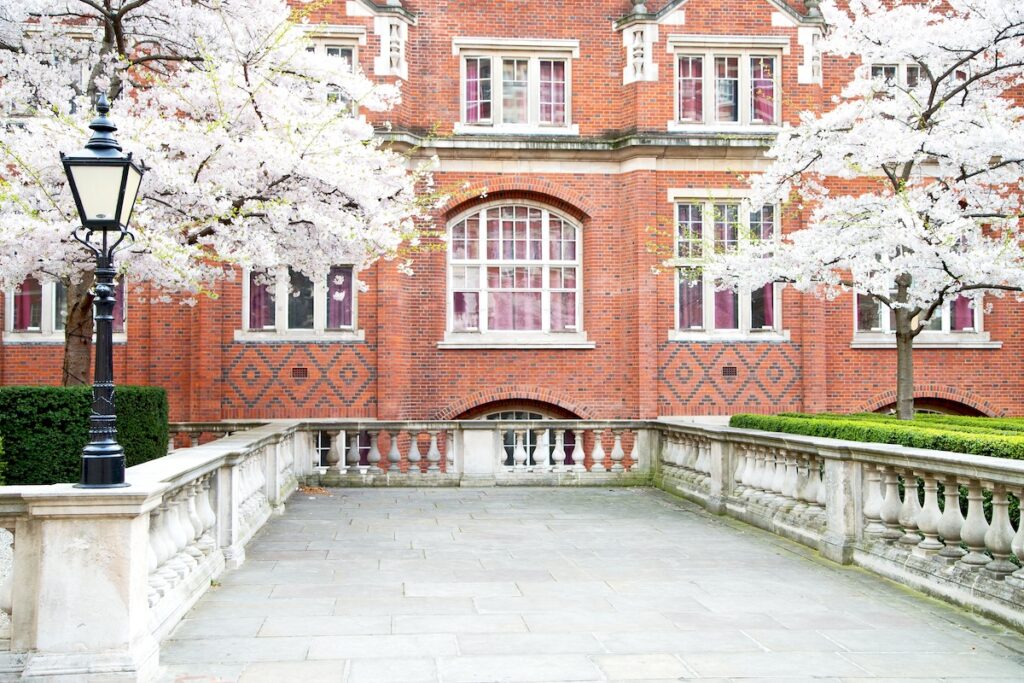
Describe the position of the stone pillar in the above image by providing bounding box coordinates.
[706,438,733,515]
[820,449,860,565]
[18,488,162,682]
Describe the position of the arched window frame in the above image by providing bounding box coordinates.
[441,200,594,349]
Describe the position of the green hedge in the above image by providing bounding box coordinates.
[0,438,5,486]
[775,412,1024,439]
[0,386,168,485]
[729,413,1024,460]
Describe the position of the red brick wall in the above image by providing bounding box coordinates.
[3,0,1021,420]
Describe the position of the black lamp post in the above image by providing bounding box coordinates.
[61,93,144,488]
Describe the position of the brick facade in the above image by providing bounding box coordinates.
[3,0,1022,420]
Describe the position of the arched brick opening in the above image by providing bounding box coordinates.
[435,386,593,420]
[862,386,1002,417]
[441,178,595,223]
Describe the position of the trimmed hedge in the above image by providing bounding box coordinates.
[0,438,5,486]
[0,386,168,485]
[729,413,1024,460]
[775,412,1024,439]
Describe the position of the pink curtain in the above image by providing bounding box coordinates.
[453,291,479,331]
[248,272,274,330]
[951,296,974,331]
[715,58,739,122]
[751,57,775,123]
[550,292,576,331]
[466,59,480,123]
[540,61,566,125]
[751,283,774,328]
[13,276,41,330]
[678,57,703,121]
[327,266,353,329]
[678,275,703,329]
[714,288,738,329]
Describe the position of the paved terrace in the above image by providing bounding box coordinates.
[160,488,1024,683]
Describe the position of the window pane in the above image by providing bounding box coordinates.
[678,56,703,122]
[857,293,881,332]
[749,205,775,241]
[951,296,975,331]
[678,269,703,329]
[453,291,479,331]
[326,266,353,329]
[249,271,276,330]
[750,56,776,124]
[13,276,42,331]
[714,287,739,330]
[677,203,703,257]
[54,282,67,331]
[922,308,943,331]
[539,59,566,125]
[871,64,897,84]
[502,59,529,124]
[466,57,492,123]
[906,64,922,88]
[287,269,314,330]
[715,57,739,122]
[488,291,541,330]
[113,278,125,334]
[549,218,577,261]
[550,291,576,331]
[751,283,774,329]
[713,204,739,252]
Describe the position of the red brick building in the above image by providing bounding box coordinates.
[3,0,1021,422]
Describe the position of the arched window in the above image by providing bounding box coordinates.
[446,203,590,347]
[484,410,576,468]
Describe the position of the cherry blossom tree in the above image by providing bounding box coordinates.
[703,0,1024,419]
[0,0,433,384]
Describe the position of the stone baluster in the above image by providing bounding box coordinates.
[146,527,162,607]
[814,456,827,509]
[610,430,625,473]
[146,512,169,602]
[532,430,548,473]
[914,474,944,553]
[162,498,190,579]
[367,431,382,472]
[983,485,1017,578]
[740,446,757,492]
[153,503,179,587]
[513,430,528,469]
[346,430,361,473]
[188,433,199,448]
[862,464,886,536]
[958,479,991,569]
[627,431,638,472]
[791,454,812,516]
[879,467,904,541]
[184,485,205,560]
[694,438,707,474]
[407,431,422,473]
[175,490,203,567]
[806,455,826,517]
[937,476,967,562]
[426,431,442,472]
[570,430,586,472]
[445,430,456,473]
[1007,486,1024,588]
[770,449,787,501]
[897,471,924,547]
[552,430,567,471]
[781,452,799,510]
[733,446,749,492]
[746,448,764,497]
[669,433,683,467]
[198,475,217,553]
[590,429,607,473]
[683,437,698,471]
[387,431,402,472]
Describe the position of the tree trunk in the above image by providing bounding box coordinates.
[62,274,95,386]
[894,309,915,420]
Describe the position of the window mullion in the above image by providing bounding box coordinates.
[541,210,550,332]
[529,57,540,126]
[41,283,54,335]
[313,275,327,333]
[276,267,288,332]
[492,56,502,125]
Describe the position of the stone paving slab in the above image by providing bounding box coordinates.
[159,488,1024,682]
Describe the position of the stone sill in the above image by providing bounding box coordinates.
[2,333,126,345]
[850,333,1001,350]
[232,329,366,344]
[668,330,791,344]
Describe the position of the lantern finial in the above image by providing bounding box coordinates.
[85,93,122,153]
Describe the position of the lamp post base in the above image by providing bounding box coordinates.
[77,452,128,489]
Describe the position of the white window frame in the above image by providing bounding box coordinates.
[667,191,789,342]
[453,38,580,136]
[3,280,127,344]
[867,63,923,89]
[851,294,1000,349]
[440,200,593,349]
[236,266,364,343]
[666,35,787,133]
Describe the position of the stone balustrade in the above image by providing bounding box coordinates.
[654,419,1024,630]
[0,421,307,681]
[0,416,1020,680]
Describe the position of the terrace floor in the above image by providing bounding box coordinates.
[159,488,1024,683]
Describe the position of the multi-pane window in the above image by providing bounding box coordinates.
[244,266,356,334]
[461,55,572,130]
[465,57,493,123]
[869,63,923,90]
[675,51,780,126]
[674,202,780,334]
[448,205,581,334]
[306,41,357,106]
[856,294,981,334]
[677,56,703,122]
[6,278,126,337]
